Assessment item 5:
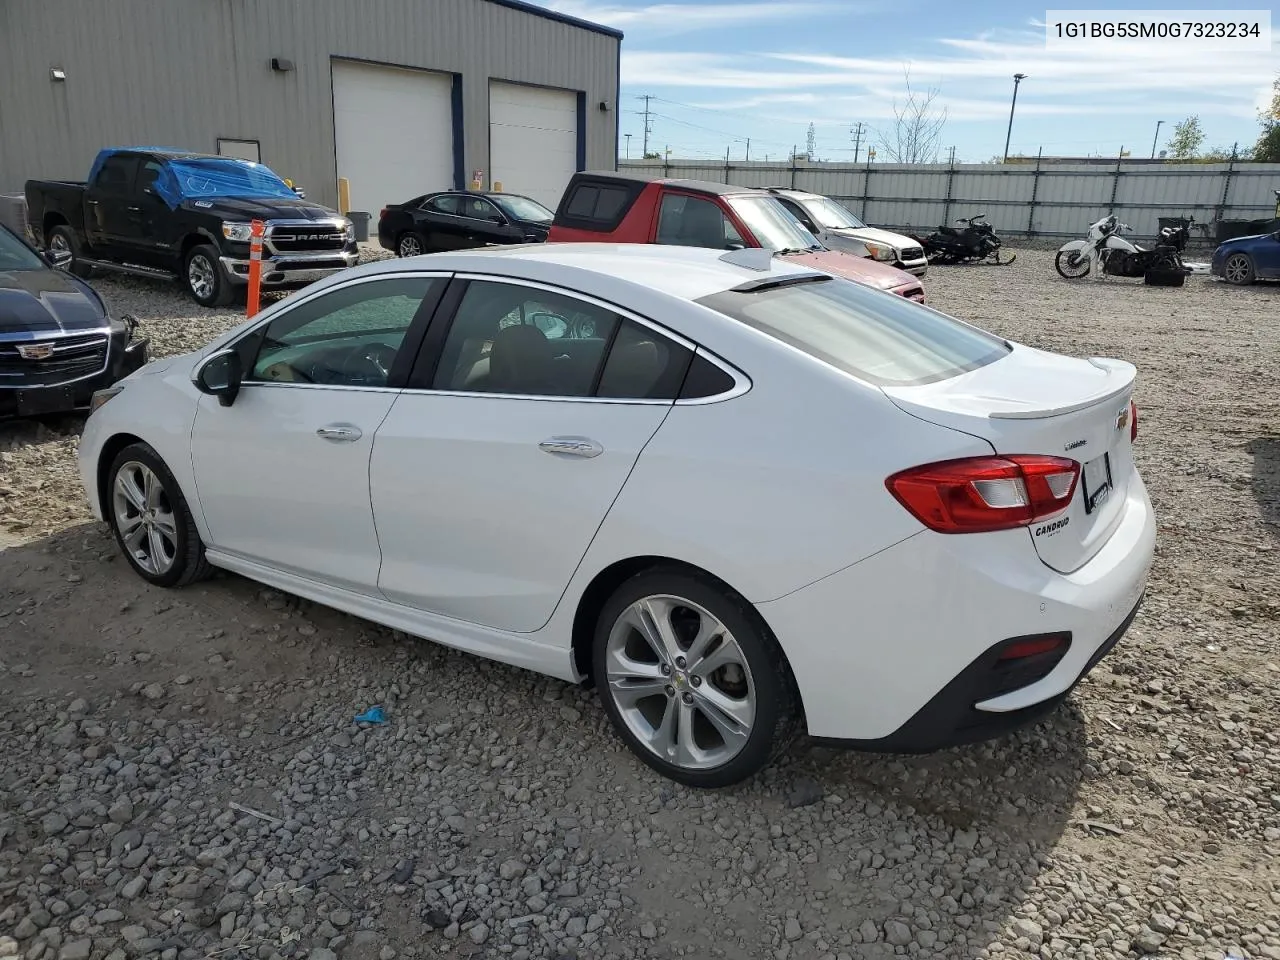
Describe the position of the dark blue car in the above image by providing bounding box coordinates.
[1211,223,1280,285]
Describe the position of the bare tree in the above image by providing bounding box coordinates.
[876,69,948,164]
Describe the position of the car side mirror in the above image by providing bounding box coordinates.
[193,348,243,407]
[44,248,74,269]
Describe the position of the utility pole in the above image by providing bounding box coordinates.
[1150,120,1164,159]
[948,145,956,164]
[850,122,866,164]
[744,138,750,161]
[640,95,654,157]
[624,133,632,159]
[1003,73,1027,163]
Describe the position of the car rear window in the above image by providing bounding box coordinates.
[565,184,630,222]
[696,276,1010,387]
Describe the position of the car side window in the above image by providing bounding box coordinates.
[431,281,623,397]
[464,197,502,222]
[596,320,693,400]
[242,276,439,388]
[427,195,460,215]
[94,155,140,195]
[778,198,817,232]
[656,194,744,250]
[139,160,165,196]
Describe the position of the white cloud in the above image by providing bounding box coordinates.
[542,0,838,34]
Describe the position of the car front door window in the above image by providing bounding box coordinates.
[243,276,439,387]
[656,194,744,250]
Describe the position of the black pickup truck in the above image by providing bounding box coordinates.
[26,148,358,307]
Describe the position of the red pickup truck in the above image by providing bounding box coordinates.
[547,171,925,302]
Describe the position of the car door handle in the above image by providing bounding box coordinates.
[127,205,142,213]
[87,199,99,206]
[539,437,603,458]
[316,424,362,442]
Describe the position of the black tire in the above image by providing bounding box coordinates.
[1055,249,1090,279]
[48,225,94,279]
[184,244,234,308]
[1222,252,1255,286]
[592,567,798,788]
[396,231,427,258]
[106,442,213,588]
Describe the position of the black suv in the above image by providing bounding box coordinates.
[0,222,147,420]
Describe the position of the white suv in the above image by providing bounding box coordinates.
[768,188,928,277]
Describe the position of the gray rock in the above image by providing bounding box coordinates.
[500,859,526,880]
[565,917,586,937]
[329,909,351,928]
[108,798,134,825]
[59,940,92,960]
[227,868,255,892]
[640,922,658,940]
[41,812,69,835]
[468,923,489,945]
[859,920,880,943]
[141,683,165,700]
[120,876,146,900]
[786,777,823,809]
[884,921,912,946]
[1011,918,1043,944]
[1136,930,1167,953]
[308,951,337,960]
[784,917,802,941]
[1149,913,1176,935]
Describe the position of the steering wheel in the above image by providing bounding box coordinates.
[339,342,398,385]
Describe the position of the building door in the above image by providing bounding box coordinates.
[489,81,579,210]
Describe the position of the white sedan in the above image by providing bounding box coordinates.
[78,243,1156,787]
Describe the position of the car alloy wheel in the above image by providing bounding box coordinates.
[112,461,178,576]
[603,594,756,771]
[48,232,71,254]
[1223,253,1254,285]
[398,234,423,257]
[187,254,216,301]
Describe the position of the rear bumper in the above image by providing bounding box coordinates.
[756,471,1156,745]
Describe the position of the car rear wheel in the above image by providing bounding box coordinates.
[396,232,426,258]
[1223,253,1255,286]
[185,244,234,307]
[48,225,94,279]
[593,568,797,788]
[108,442,213,588]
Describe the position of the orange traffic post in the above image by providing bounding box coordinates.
[246,219,266,317]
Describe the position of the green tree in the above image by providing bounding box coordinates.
[1166,116,1206,159]
[1254,76,1280,162]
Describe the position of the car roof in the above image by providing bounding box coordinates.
[338,243,822,302]
[766,187,820,200]
[424,190,540,202]
[107,147,237,162]
[575,170,764,198]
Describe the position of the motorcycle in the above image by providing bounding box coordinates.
[1055,214,1192,285]
[915,214,1016,265]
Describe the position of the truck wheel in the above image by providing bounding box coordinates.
[48,226,94,279]
[184,245,234,308]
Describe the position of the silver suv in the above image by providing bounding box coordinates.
[767,188,928,277]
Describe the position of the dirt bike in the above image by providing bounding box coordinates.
[914,214,1016,265]
[1056,215,1192,285]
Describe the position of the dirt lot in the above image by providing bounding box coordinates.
[2,251,1279,960]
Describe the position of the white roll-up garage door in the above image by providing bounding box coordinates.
[332,60,454,217]
[489,82,579,210]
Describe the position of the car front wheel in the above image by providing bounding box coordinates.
[185,244,234,307]
[1222,252,1255,286]
[593,568,797,788]
[48,225,94,279]
[107,442,213,587]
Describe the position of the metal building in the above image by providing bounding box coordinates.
[0,0,622,213]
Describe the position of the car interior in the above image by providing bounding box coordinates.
[656,195,743,250]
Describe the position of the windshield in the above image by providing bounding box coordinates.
[167,159,298,201]
[492,195,553,222]
[697,275,1010,387]
[808,197,866,230]
[0,225,45,271]
[726,196,821,253]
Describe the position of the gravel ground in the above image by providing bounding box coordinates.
[1,250,1279,960]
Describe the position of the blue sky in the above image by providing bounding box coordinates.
[544,0,1279,163]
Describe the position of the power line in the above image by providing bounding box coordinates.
[640,95,654,156]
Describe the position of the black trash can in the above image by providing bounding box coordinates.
[348,211,371,243]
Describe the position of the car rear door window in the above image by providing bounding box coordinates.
[565,184,630,222]
[427,195,460,215]
[94,154,140,194]
[431,281,622,397]
[656,194,744,250]
[596,320,692,400]
[697,275,1009,387]
[242,276,440,387]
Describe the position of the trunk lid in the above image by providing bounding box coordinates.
[882,345,1137,573]
[779,249,917,292]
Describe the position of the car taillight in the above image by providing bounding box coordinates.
[1130,399,1138,442]
[379,207,389,221]
[886,455,1080,534]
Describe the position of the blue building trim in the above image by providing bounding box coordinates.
[451,74,465,189]
[483,0,623,38]
[576,91,587,172]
